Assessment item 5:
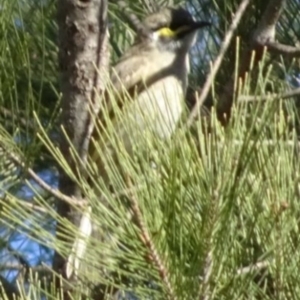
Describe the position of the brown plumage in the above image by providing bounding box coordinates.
[66,6,210,279]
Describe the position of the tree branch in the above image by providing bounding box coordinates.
[126,176,177,300]
[237,260,272,276]
[251,0,300,57]
[116,1,152,36]
[0,145,86,207]
[216,0,291,125]
[55,0,110,288]
[252,0,285,45]
[238,87,300,102]
[264,41,300,57]
[187,0,251,127]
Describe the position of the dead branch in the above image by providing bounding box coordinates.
[237,260,273,276]
[1,146,86,207]
[187,0,251,127]
[238,87,300,102]
[216,0,300,125]
[116,1,152,36]
[251,0,285,46]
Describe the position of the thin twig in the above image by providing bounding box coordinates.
[125,176,177,300]
[237,260,273,276]
[187,0,251,126]
[117,1,151,36]
[264,42,300,57]
[200,250,213,300]
[0,146,86,207]
[217,0,288,124]
[23,165,85,207]
[0,264,51,272]
[1,194,49,214]
[238,87,300,102]
[230,139,299,147]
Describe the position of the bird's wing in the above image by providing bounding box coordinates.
[90,45,157,158]
[109,44,157,94]
[95,43,159,128]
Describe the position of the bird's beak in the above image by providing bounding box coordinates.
[175,21,210,38]
[190,21,211,30]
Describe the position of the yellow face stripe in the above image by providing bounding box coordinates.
[157,27,176,37]
[157,25,191,38]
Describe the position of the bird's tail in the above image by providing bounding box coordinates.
[65,206,92,279]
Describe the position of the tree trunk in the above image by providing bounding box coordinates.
[54,0,109,290]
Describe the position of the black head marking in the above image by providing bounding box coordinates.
[143,7,195,32]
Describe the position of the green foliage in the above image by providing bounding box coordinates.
[16,60,300,299]
[0,0,59,188]
[1,0,300,299]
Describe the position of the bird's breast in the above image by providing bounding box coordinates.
[90,55,189,168]
[111,75,185,150]
[137,76,185,138]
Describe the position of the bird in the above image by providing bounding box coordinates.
[66,6,210,279]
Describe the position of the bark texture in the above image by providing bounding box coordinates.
[54,0,109,284]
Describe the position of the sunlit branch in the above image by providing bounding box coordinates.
[0,146,86,207]
[125,176,177,300]
[187,0,251,126]
[238,87,300,102]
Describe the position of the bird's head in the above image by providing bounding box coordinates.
[140,7,210,54]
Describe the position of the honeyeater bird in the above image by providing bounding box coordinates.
[66,6,210,278]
